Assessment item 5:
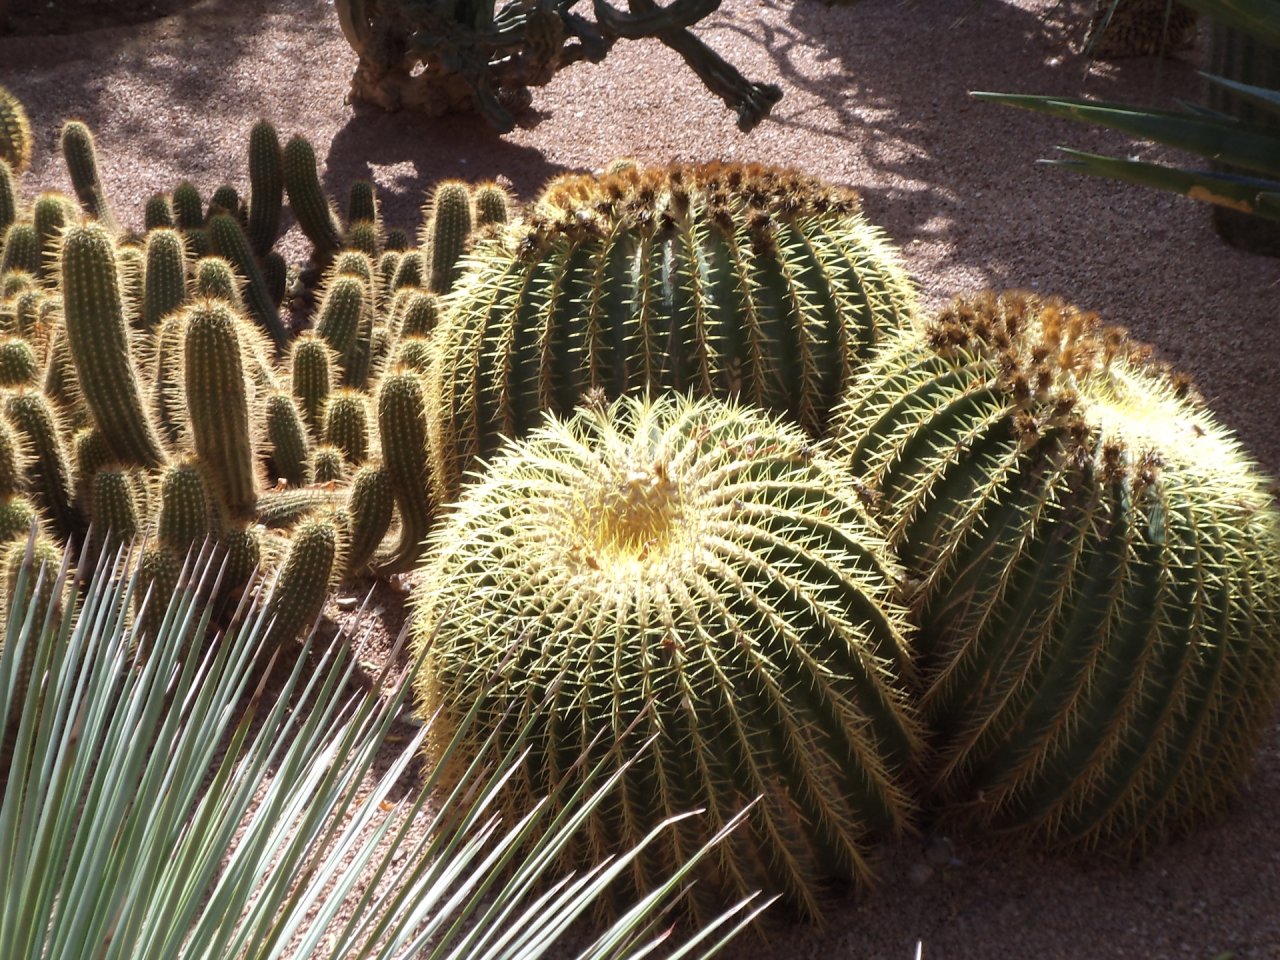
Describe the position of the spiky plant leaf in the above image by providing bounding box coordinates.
[0,537,768,960]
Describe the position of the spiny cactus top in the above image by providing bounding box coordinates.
[427,160,918,503]
[0,86,32,174]
[833,289,1280,853]
[412,393,920,922]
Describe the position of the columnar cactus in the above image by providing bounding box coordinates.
[182,300,261,520]
[427,161,918,502]
[141,228,189,329]
[282,135,343,262]
[289,332,336,439]
[373,369,431,574]
[0,86,32,174]
[342,464,392,576]
[412,394,920,921]
[264,514,342,647]
[247,120,284,258]
[832,290,1280,853]
[60,121,118,232]
[208,213,288,346]
[60,223,167,468]
[422,181,472,295]
[265,392,312,487]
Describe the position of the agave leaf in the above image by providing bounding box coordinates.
[1175,0,1280,47]
[0,539,763,960]
[1203,71,1280,117]
[1044,147,1280,220]
[970,91,1280,177]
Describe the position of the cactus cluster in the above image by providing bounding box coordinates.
[2,81,1277,930]
[0,90,520,647]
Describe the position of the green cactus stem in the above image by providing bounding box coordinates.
[255,486,340,529]
[0,161,13,241]
[208,185,243,221]
[172,182,204,232]
[32,193,76,285]
[218,522,262,599]
[142,228,189,329]
[427,161,918,503]
[313,274,365,371]
[310,445,346,485]
[412,393,919,922]
[262,251,287,309]
[192,256,246,311]
[135,544,182,647]
[1,224,39,277]
[144,193,175,232]
[5,390,80,538]
[0,412,27,497]
[247,120,284,258]
[323,388,371,465]
[183,299,262,521]
[289,332,335,440]
[60,223,167,468]
[263,514,342,647]
[60,120,119,233]
[396,289,439,338]
[207,213,288,347]
[71,427,114,504]
[372,369,432,575]
[342,464,392,577]
[345,221,382,259]
[265,391,312,487]
[0,86,33,174]
[91,466,142,547]
[0,269,33,301]
[157,457,219,554]
[472,182,512,227]
[384,228,410,251]
[283,135,343,262]
[393,336,432,376]
[0,338,38,388]
[832,290,1280,853]
[346,179,380,228]
[422,181,472,296]
[390,251,423,291]
[150,311,189,448]
[0,496,39,543]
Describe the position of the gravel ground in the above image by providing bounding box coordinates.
[2,0,1277,956]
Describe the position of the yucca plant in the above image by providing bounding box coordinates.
[973,0,1280,223]
[414,393,920,923]
[0,534,770,959]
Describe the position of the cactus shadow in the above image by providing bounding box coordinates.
[701,0,1209,298]
[325,105,569,231]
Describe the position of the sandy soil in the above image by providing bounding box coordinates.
[2,0,1278,956]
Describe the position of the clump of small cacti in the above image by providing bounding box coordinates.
[412,393,920,921]
[427,160,918,503]
[832,290,1280,853]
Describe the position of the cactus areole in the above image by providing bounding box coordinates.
[427,161,917,502]
[413,394,920,921]
[834,290,1280,853]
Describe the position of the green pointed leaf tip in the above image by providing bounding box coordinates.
[831,290,1280,852]
[414,392,921,923]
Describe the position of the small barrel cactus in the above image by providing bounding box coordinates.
[832,290,1280,853]
[412,393,920,921]
[427,161,918,503]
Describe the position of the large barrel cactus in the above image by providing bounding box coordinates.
[427,161,917,502]
[832,289,1280,853]
[412,394,920,921]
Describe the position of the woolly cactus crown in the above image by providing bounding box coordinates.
[413,393,920,922]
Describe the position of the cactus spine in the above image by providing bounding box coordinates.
[832,290,1280,852]
[412,394,919,921]
[427,161,918,503]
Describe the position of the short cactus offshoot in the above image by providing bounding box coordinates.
[412,394,920,922]
[832,290,1280,853]
[427,161,918,503]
